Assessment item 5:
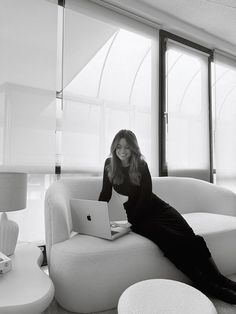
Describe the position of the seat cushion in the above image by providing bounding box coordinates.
[183,212,236,235]
[50,232,188,313]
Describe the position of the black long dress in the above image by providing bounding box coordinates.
[99,157,211,277]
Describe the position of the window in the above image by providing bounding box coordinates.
[0,0,57,173]
[8,174,55,243]
[3,1,236,243]
[0,0,159,243]
[61,0,159,175]
[159,31,213,182]
[213,51,236,192]
[0,0,58,242]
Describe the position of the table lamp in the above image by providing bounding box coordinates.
[0,173,27,256]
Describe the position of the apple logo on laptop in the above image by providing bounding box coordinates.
[87,214,92,221]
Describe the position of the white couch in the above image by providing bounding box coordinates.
[45,177,236,313]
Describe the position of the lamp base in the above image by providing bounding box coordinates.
[0,212,19,256]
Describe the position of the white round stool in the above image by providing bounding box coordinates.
[118,279,217,314]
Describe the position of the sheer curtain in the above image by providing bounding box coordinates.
[213,51,236,192]
[165,40,211,181]
[0,0,57,173]
[0,0,158,242]
[0,0,57,242]
[62,0,159,175]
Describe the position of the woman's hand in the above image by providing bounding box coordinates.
[110,222,120,228]
[110,221,132,228]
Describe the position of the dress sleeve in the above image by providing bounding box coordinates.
[135,160,152,208]
[98,158,112,202]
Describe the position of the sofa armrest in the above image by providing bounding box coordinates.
[45,183,72,264]
[190,180,236,216]
[153,177,236,216]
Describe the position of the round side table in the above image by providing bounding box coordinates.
[118,279,217,314]
[0,242,54,314]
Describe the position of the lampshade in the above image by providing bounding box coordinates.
[0,173,27,256]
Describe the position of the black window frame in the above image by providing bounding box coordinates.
[159,30,214,182]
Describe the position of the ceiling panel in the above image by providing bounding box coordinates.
[137,0,236,46]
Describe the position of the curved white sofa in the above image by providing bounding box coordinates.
[45,177,236,313]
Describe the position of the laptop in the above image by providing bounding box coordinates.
[70,198,130,240]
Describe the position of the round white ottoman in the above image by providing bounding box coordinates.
[118,279,217,314]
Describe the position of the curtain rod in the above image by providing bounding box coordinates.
[214,48,236,62]
[68,0,236,61]
[90,0,161,29]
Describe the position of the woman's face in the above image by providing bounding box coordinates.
[116,138,132,165]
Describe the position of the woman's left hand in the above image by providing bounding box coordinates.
[110,221,132,228]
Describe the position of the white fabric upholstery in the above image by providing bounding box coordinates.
[45,177,236,313]
[118,279,217,314]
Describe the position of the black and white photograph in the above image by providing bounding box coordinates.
[0,0,236,313]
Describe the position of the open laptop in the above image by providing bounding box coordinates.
[70,198,130,240]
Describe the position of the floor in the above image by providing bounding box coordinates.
[43,296,236,314]
[43,300,117,314]
[42,270,236,314]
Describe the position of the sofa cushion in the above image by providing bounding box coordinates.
[50,232,188,313]
[183,212,236,235]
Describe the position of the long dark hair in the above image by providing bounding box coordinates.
[107,129,144,185]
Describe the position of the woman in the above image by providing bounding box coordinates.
[99,129,236,304]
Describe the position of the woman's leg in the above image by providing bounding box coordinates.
[166,253,236,304]
[132,222,236,304]
[186,234,236,291]
[152,202,236,290]
[198,256,236,291]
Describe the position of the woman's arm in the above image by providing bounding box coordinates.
[98,158,112,202]
[135,160,152,208]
